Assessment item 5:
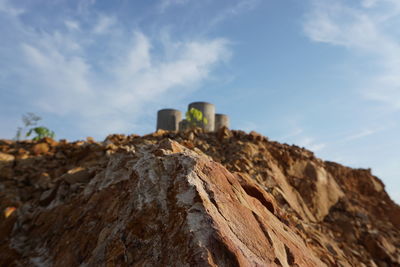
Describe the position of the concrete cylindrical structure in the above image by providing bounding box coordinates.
[188,102,215,132]
[156,109,182,131]
[179,119,189,132]
[215,114,230,130]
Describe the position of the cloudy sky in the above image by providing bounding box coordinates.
[0,0,399,203]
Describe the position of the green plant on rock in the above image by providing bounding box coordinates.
[14,112,55,141]
[186,107,208,128]
[26,127,55,141]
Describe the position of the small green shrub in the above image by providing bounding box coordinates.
[26,127,55,141]
[186,108,208,128]
[14,112,55,141]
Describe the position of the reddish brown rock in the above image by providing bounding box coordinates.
[86,136,95,143]
[43,137,58,147]
[0,141,324,266]
[248,130,264,142]
[0,130,399,266]
[62,167,94,184]
[216,126,232,141]
[39,185,59,206]
[35,172,52,190]
[32,143,49,155]
[0,152,15,180]
[0,152,14,161]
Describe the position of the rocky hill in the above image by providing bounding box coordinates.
[0,128,399,266]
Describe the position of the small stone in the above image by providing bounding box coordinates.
[62,167,93,184]
[55,151,66,159]
[0,167,13,179]
[188,132,195,141]
[182,141,194,150]
[153,129,168,137]
[4,206,17,218]
[0,139,13,145]
[0,152,14,161]
[43,137,58,147]
[32,143,49,155]
[106,143,118,151]
[157,139,184,153]
[17,148,28,156]
[86,137,95,143]
[39,186,58,206]
[248,131,263,142]
[216,126,232,141]
[75,141,85,146]
[37,172,52,190]
[0,152,15,170]
[58,139,68,145]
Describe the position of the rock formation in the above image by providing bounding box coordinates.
[0,130,399,266]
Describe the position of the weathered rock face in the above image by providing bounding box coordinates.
[0,129,399,266]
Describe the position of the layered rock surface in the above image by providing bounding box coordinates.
[0,129,399,266]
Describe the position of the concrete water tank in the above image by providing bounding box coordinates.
[188,102,215,132]
[156,109,182,131]
[179,119,189,131]
[215,114,230,130]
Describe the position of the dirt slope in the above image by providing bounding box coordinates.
[0,128,399,266]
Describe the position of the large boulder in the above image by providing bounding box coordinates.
[0,140,324,266]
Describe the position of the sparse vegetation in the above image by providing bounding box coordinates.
[26,127,55,141]
[14,112,55,141]
[186,107,208,128]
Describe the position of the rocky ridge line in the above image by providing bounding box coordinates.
[0,128,399,266]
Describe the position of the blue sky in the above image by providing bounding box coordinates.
[0,0,399,203]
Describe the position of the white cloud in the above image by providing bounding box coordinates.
[210,0,260,26]
[93,14,116,34]
[158,0,189,12]
[343,128,380,141]
[21,42,93,114]
[236,121,258,132]
[65,20,80,31]
[280,128,303,141]
[3,11,230,138]
[0,0,24,16]
[279,126,326,152]
[297,137,326,152]
[361,0,378,8]
[78,0,96,14]
[303,0,400,109]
